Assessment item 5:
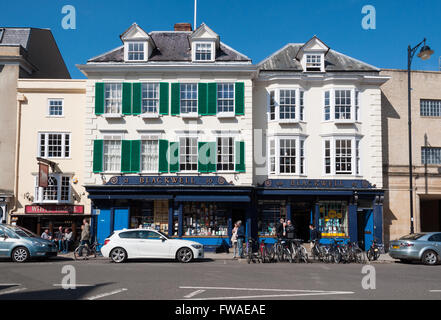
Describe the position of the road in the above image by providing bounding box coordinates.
[0,257,440,300]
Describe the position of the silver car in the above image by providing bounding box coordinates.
[0,224,58,262]
[389,232,441,265]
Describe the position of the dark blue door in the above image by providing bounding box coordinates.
[113,208,130,231]
[363,209,374,251]
[96,209,112,250]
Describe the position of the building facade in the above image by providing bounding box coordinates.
[381,69,441,244]
[10,79,89,241]
[253,37,389,249]
[0,27,70,222]
[77,23,255,248]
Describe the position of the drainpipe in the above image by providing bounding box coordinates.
[9,92,26,222]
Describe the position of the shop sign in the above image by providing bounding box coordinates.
[261,179,374,189]
[106,176,232,186]
[25,205,84,214]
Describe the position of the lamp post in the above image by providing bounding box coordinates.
[407,39,434,234]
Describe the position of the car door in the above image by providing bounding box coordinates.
[137,230,171,258]
[428,233,441,255]
[117,231,141,258]
[0,227,16,257]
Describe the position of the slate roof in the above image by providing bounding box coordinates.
[0,27,32,49]
[258,43,378,72]
[88,31,250,63]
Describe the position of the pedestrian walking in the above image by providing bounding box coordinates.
[231,222,239,259]
[236,220,245,258]
[77,219,91,257]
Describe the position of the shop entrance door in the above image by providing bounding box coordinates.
[291,203,311,242]
[358,209,374,251]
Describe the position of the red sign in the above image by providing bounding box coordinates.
[25,205,84,214]
[38,163,49,188]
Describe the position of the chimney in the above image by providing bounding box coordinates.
[174,23,192,32]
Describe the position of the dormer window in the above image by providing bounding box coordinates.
[127,42,146,61]
[306,54,322,71]
[195,42,213,61]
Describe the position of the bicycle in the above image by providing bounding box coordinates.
[246,238,263,264]
[74,240,99,260]
[367,239,381,261]
[259,239,272,263]
[291,239,309,263]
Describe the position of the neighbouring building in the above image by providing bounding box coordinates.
[253,37,389,249]
[381,69,441,244]
[11,79,89,241]
[0,27,70,223]
[77,23,255,248]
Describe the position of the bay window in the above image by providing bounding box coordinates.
[268,136,306,175]
[323,88,360,122]
[268,88,305,122]
[323,136,361,176]
[34,174,71,204]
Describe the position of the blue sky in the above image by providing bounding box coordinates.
[2,0,440,78]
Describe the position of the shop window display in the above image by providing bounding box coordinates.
[318,201,348,237]
[130,200,169,234]
[257,200,287,236]
[183,202,228,236]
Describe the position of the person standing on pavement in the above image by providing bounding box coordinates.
[231,222,239,259]
[78,219,91,257]
[276,218,286,239]
[236,220,245,258]
[309,224,320,243]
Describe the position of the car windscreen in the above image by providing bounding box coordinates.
[399,233,425,240]
[12,226,38,238]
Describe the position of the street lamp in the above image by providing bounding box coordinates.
[408,39,434,234]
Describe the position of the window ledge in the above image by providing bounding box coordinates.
[102,113,124,119]
[217,113,236,119]
[181,113,200,119]
[140,113,160,119]
[334,119,356,124]
[278,119,300,124]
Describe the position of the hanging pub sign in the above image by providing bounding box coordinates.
[260,179,374,189]
[106,176,233,186]
[38,162,49,188]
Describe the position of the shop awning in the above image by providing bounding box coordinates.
[88,195,173,200]
[257,190,354,196]
[174,195,251,202]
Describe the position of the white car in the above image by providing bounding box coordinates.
[100,228,204,263]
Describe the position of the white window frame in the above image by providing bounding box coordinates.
[216,83,235,117]
[47,98,64,117]
[322,136,361,176]
[267,136,306,176]
[102,135,123,173]
[216,136,235,172]
[34,174,72,204]
[305,53,324,72]
[124,41,148,62]
[179,136,198,172]
[38,132,71,159]
[140,138,159,173]
[141,82,159,116]
[180,83,198,117]
[323,88,360,123]
[104,83,123,116]
[192,41,215,62]
[267,88,304,123]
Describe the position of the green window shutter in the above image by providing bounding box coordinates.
[171,83,180,115]
[198,142,207,173]
[131,140,141,173]
[95,83,104,115]
[132,83,142,115]
[159,139,169,173]
[121,140,132,173]
[207,142,216,172]
[93,140,104,173]
[122,83,132,115]
[235,141,245,172]
[207,83,217,115]
[159,83,169,115]
[235,82,245,115]
[198,83,208,115]
[169,141,180,173]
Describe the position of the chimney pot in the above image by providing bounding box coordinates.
[174,23,192,32]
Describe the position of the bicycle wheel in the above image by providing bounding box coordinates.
[73,247,84,260]
[333,250,342,264]
[355,249,366,264]
[284,248,293,263]
[300,246,309,263]
[367,248,374,261]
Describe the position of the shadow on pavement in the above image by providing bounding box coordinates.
[124,258,214,263]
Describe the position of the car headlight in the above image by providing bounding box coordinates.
[32,241,45,247]
[191,244,202,249]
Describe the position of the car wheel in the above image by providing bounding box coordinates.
[110,247,127,263]
[422,250,439,266]
[176,247,193,263]
[12,247,30,263]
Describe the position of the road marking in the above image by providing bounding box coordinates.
[86,288,128,300]
[186,291,354,300]
[429,290,441,292]
[0,287,27,295]
[184,290,206,298]
[0,283,22,286]
[180,286,345,293]
[53,284,94,287]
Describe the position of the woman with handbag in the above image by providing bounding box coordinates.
[231,222,239,259]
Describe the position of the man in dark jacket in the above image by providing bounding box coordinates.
[275,218,286,239]
[309,224,320,242]
[236,220,245,258]
[285,220,296,240]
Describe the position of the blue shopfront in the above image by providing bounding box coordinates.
[256,179,384,251]
[86,176,254,251]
